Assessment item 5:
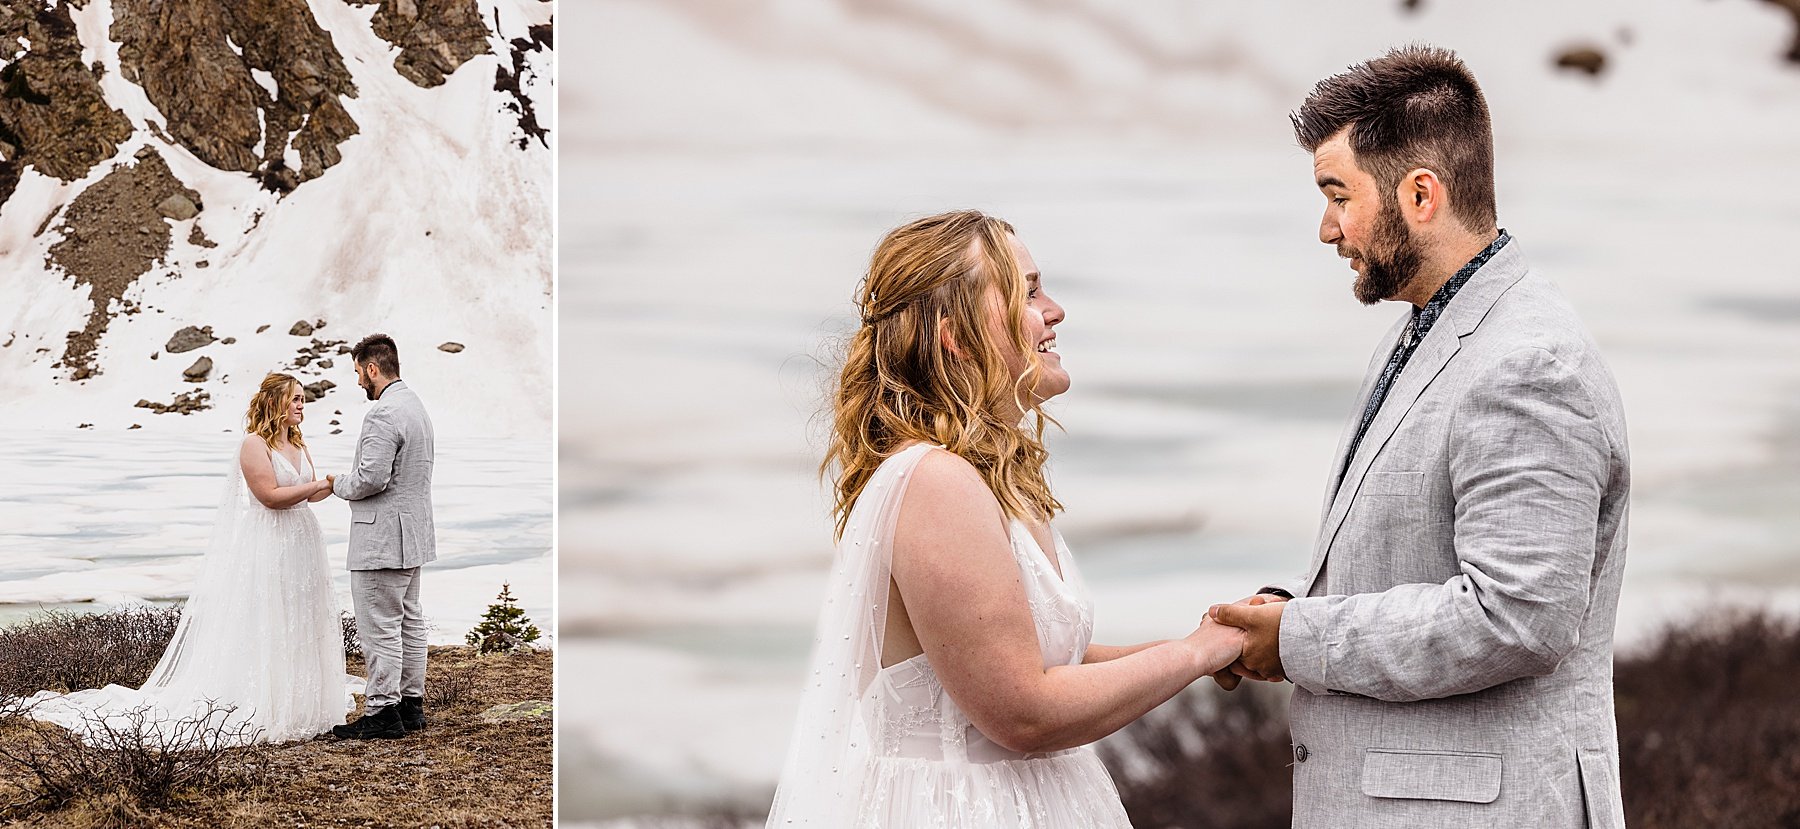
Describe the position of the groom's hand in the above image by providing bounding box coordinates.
[1210,599,1286,683]
[1209,593,1286,690]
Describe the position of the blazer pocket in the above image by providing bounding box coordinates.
[1577,749,1624,829]
[1360,471,1425,496]
[1361,748,1502,804]
[351,512,376,524]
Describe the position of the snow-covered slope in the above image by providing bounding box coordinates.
[0,0,554,440]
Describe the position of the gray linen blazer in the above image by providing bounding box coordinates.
[1276,239,1630,828]
[333,379,437,571]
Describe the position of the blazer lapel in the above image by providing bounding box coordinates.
[1300,241,1533,596]
[1315,315,1410,527]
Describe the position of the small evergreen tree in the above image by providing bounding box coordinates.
[467,583,541,654]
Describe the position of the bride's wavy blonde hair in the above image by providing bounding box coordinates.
[823,210,1062,539]
[245,373,306,451]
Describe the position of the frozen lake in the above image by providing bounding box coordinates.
[0,430,554,646]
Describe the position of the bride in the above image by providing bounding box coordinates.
[24,372,358,746]
[767,211,1246,827]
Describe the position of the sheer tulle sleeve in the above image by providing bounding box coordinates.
[765,443,936,827]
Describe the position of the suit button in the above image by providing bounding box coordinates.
[1294,743,1310,763]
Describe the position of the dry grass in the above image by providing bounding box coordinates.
[0,644,552,828]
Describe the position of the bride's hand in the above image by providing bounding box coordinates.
[1182,616,1245,677]
[320,476,335,493]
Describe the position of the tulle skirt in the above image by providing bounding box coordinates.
[855,748,1134,829]
[22,501,357,746]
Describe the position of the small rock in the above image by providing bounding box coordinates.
[137,389,212,415]
[1554,46,1606,77]
[196,260,209,268]
[318,359,333,369]
[439,342,464,353]
[336,346,351,355]
[289,320,314,337]
[478,700,553,723]
[72,367,93,381]
[303,379,336,401]
[156,194,199,221]
[314,319,327,330]
[128,424,141,430]
[221,337,236,345]
[149,352,159,361]
[166,325,216,353]
[331,428,343,435]
[329,419,339,425]
[78,423,92,429]
[188,224,217,248]
[183,356,213,381]
[256,324,270,334]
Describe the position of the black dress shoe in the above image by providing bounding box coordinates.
[398,696,426,732]
[333,705,407,740]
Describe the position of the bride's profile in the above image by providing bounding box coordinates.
[23,372,358,746]
[767,211,1245,827]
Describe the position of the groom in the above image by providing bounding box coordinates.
[1209,46,1631,827]
[331,333,437,740]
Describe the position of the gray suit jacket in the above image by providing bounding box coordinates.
[1276,240,1630,828]
[334,379,437,571]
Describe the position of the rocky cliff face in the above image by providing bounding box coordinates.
[0,0,554,405]
[0,2,133,204]
[110,0,360,190]
[49,146,202,379]
[349,0,493,88]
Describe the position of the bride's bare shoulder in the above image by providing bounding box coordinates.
[907,447,987,495]
[237,434,272,465]
[895,448,1004,539]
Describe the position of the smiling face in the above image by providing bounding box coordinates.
[988,233,1069,405]
[1313,131,1424,305]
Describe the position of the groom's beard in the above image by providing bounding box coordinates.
[1348,203,1424,306]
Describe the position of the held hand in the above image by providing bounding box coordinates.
[1183,615,1245,678]
[1209,598,1287,683]
[322,475,336,495]
[1210,592,1287,690]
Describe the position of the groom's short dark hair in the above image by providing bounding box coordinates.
[1292,44,1497,233]
[352,334,400,378]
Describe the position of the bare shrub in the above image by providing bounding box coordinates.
[0,605,182,697]
[1617,610,1800,827]
[427,668,477,707]
[1099,682,1293,828]
[0,697,267,819]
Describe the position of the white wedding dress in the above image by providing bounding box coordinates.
[23,440,359,746]
[768,443,1133,828]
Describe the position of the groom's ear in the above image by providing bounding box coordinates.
[1399,167,1446,226]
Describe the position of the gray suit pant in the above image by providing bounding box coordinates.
[351,567,427,711]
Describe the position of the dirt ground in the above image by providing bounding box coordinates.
[0,646,552,828]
